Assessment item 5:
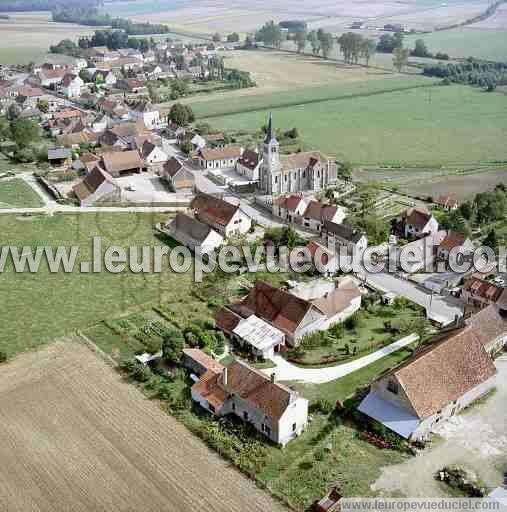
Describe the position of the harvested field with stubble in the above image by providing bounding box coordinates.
[0,339,286,512]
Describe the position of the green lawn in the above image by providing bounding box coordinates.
[290,303,424,366]
[291,346,415,404]
[0,178,43,208]
[0,212,190,356]
[195,84,507,166]
[404,28,507,62]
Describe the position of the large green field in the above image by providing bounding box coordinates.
[194,83,507,166]
[0,212,190,356]
[404,28,507,62]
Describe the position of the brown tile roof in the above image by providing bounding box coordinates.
[191,194,239,227]
[15,86,45,98]
[237,149,260,170]
[101,150,143,175]
[72,166,117,201]
[216,307,242,334]
[238,281,313,336]
[197,145,242,161]
[307,239,334,266]
[273,194,305,212]
[53,108,88,121]
[182,348,224,374]
[402,208,432,229]
[312,279,361,318]
[280,151,330,171]
[39,68,66,80]
[466,304,507,348]
[111,121,148,138]
[191,369,228,410]
[464,277,503,302]
[222,360,294,420]
[56,130,97,147]
[439,231,467,252]
[303,200,338,222]
[435,195,459,208]
[323,221,365,243]
[388,327,497,419]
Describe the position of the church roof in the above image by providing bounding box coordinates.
[264,112,277,144]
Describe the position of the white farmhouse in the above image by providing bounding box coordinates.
[191,359,309,446]
[167,213,224,255]
[60,74,84,99]
[129,100,161,129]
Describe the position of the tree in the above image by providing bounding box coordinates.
[319,31,334,59]
[358,214,390,245]
[36,99,49,113]
[412,39,431,58]
[357,183,378,216]
[377,32,403,53]
[169,103,194,126]
[483,229,498,252]
[337,161,353,181]
[0,351,6,364]
[10,119,39,149]
[226,32,240,43]
[361,38,376,66]
[257,20,283,48]
[307,30,320,55]
[393,46,410,72]
[162,328,184,363]
[7,103,21,121]
[212,32,222,43]
[0,117,9,141]
[294,28,307,53]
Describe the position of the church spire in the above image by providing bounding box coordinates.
[264,112,274,143]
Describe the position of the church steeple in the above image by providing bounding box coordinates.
[264,112,276,144]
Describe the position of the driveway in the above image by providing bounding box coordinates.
[362,272,464,326]
[373,355,507,497]
[261,333,418,384]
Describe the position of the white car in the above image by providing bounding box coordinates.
[126,184,136,192]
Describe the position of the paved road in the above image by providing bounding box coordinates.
[362,271,464,325]
[261,333,418,384]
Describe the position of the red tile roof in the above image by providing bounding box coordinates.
[191,194,239,228]
[238,281,313,336]
[464,277,503,302]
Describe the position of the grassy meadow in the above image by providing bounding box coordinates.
[193,83,507,166]
[0,212,191,356]
[0,179,43,208]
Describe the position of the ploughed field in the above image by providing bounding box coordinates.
[0,339,285,512]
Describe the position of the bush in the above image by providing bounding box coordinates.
[310,398,334,414]
[344,314,360,330]
[0,351,7,363]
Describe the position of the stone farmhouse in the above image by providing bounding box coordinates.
[191,358,309,446]
[259,114,337,195]
[358,325,497,441]
[236,149,262,181]
[462,276,505,313]
[322,221,368,256]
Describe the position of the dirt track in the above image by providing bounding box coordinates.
[0,340,286,512]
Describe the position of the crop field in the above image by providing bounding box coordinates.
[0,339,284,512]
[191,83,507,166]
[0,212,194,357]
[109,0,491,35]
[0,178,43,208]
[0,12,97,64]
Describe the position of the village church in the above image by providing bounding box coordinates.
[258,114,338,195]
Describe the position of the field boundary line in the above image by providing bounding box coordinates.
[197,82,437,119]
[77,330,119,368]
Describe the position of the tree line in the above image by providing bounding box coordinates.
[52,6,170,35]
[0,0,96,11]
[423,59,507,90]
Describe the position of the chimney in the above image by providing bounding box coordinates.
[270,372,276,384]
[223,367,228,387]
